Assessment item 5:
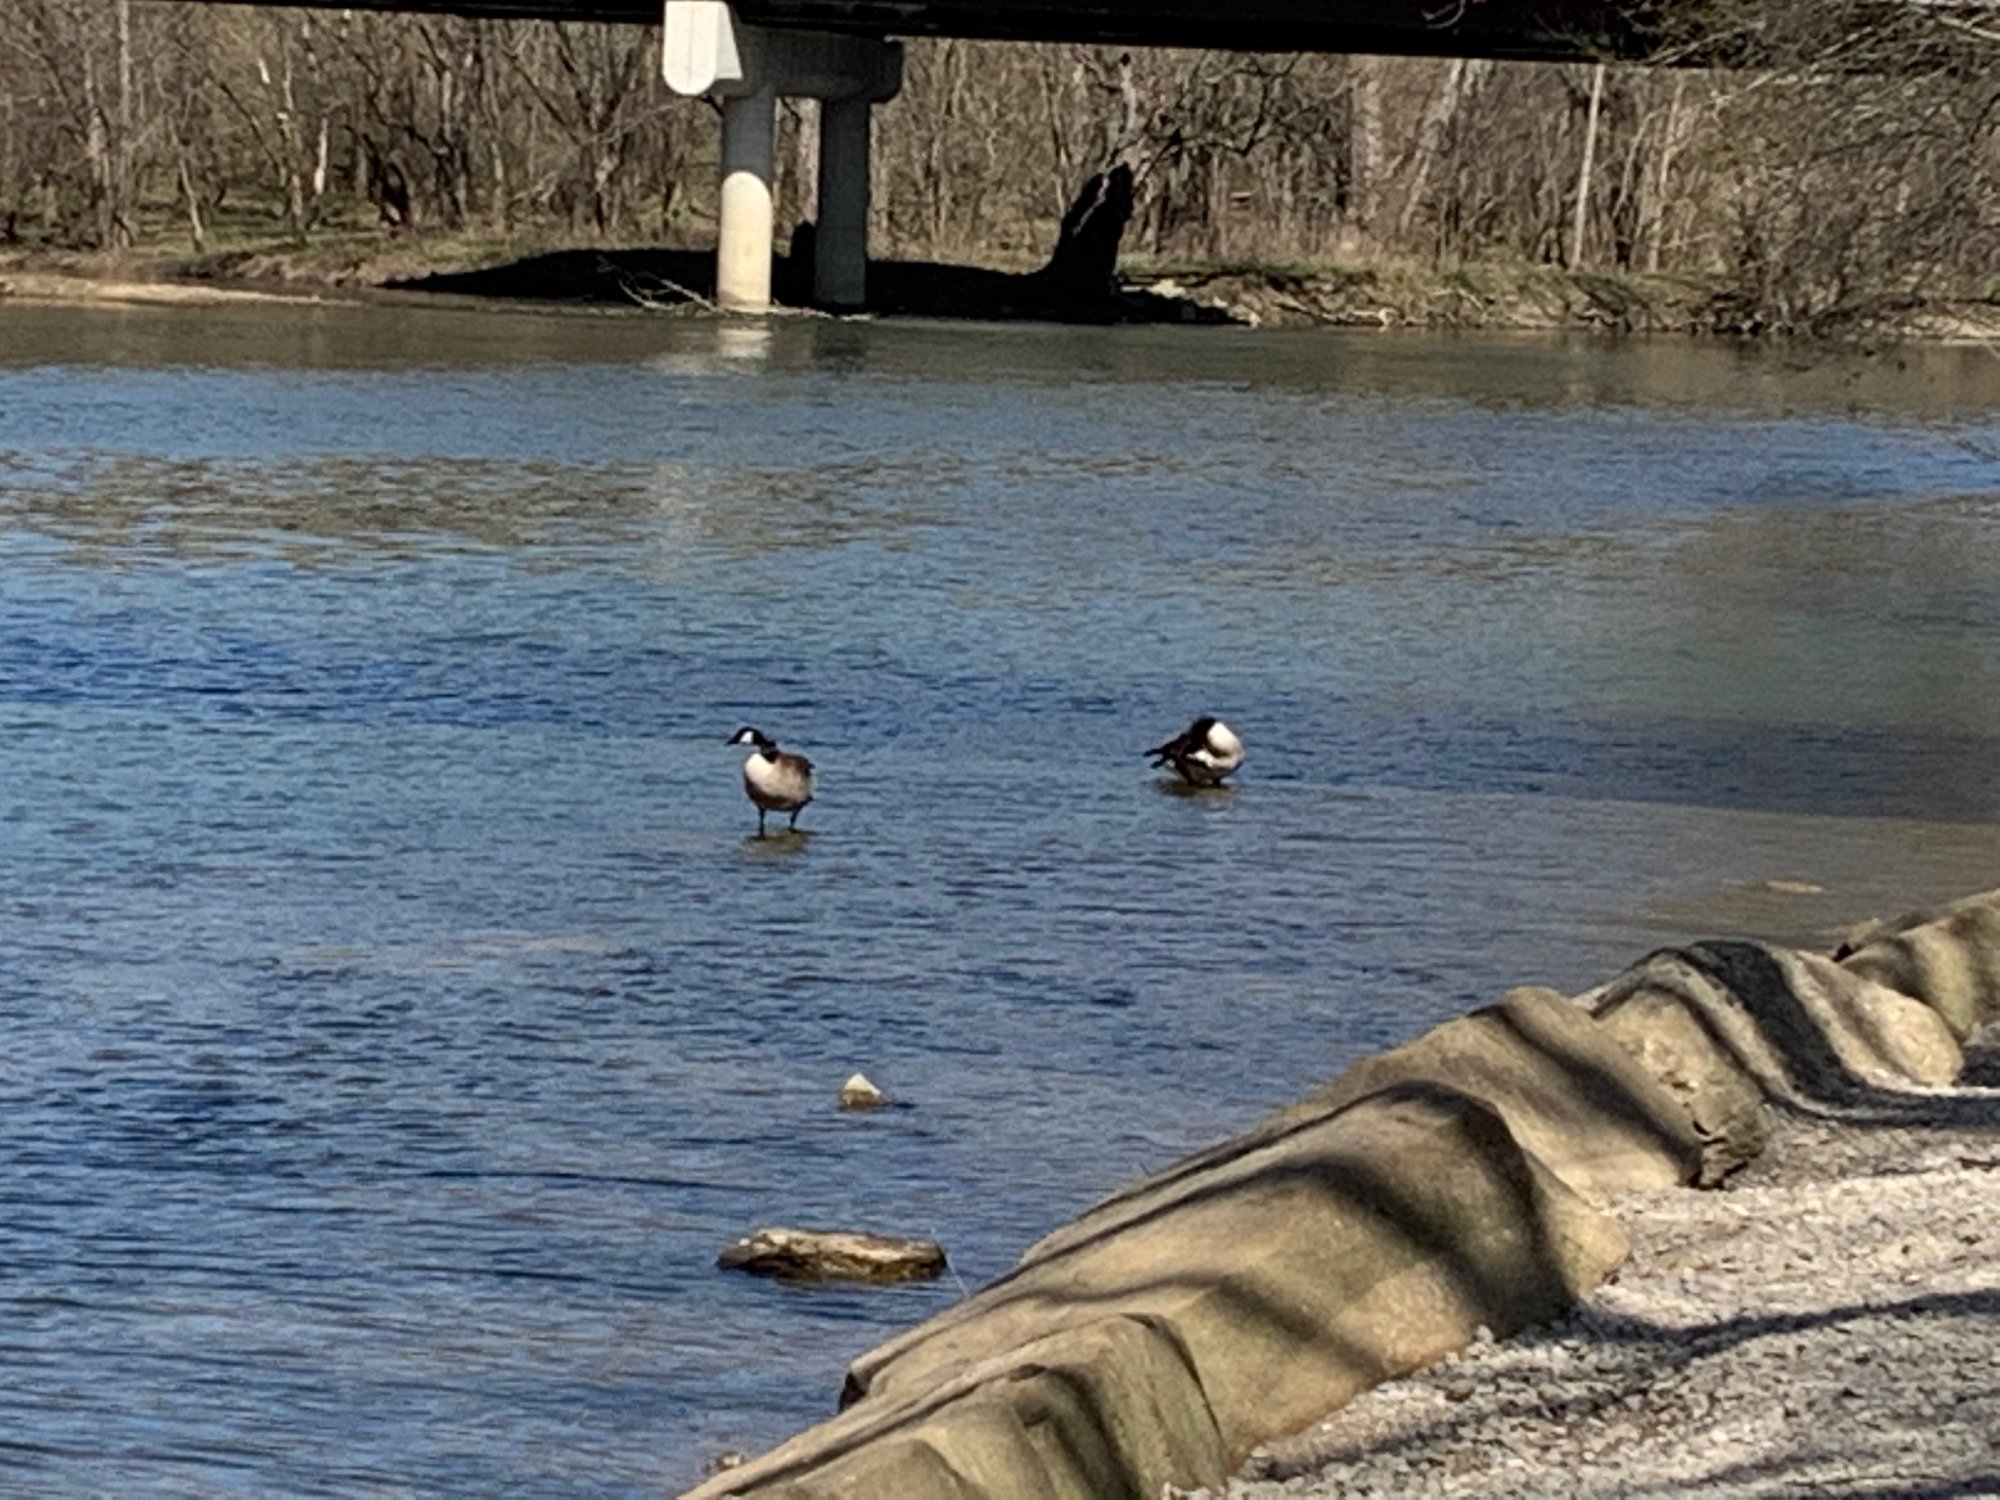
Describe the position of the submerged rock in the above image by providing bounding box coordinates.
[717,1227,946,1285]
[700,1450,746,1476]
[838,1072,887,1110]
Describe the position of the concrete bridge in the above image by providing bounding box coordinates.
[160,0,1927,314]
[209,0,1669,61]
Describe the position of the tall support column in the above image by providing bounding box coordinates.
[664,4,898,315]
[717,84,776,312]
[814,97,872,311]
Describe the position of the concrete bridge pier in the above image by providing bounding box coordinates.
[663,2,902,313]
[814,97,873,310]
[717,85,777,310]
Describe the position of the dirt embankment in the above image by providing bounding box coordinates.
[1129,261,2000,341]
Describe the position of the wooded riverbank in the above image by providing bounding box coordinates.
[3,2,1993,339]
[8,239,1998,341]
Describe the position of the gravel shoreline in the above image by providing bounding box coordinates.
[1192,1037,2000,1500]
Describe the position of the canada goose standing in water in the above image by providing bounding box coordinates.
[1147,715,1244,786]
[727,727,814,836]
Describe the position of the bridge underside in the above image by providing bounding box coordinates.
[224,0,1673,64]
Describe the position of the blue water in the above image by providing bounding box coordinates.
[1,301,1998,1494]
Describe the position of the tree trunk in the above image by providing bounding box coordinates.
[790,98,820,230]
[112,0,134,247]
[1640,74,1689,272]
[1397,58,1491,241]
[1036,161,1133,307]
[255,39,310,243]
[0,94,14,233]
[176,148,207,251]
[1569,62,1606,269]
[312,114,330,214]
[83,37,111,246]
[1346,55,1384,246]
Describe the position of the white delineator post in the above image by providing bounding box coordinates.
[663,1,901,314]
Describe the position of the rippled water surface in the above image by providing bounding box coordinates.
[2,300,1998,1494]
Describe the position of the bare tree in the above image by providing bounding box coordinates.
[502,20,655,235]
[1680,0,1999,333]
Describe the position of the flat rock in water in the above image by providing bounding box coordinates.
[717,1227,946,1285]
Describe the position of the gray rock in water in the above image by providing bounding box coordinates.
[717,1226,947,1285]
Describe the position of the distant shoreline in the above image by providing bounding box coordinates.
[6,239,1996,342]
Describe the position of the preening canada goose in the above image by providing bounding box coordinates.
[1147,715,1244,786]
[727,727,815,836]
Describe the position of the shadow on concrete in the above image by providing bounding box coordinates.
[1683,941,1858,1094]
[1028,996,1693,1268]
[1463,996,1707,1179]
[384,245,1240,326]
[840,1082,1590,1399]
[1592,943,2000,1134]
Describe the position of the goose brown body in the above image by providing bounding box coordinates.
[727,727,814,835]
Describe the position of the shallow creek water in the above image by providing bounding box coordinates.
[1,300,1997,1494]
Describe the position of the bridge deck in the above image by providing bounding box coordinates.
[229,0,1667,62]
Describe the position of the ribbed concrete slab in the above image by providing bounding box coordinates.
[1839,891,2000,1041]
[691,1085,1627,1499]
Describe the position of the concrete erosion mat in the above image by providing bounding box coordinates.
[684,886,2000,1500]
